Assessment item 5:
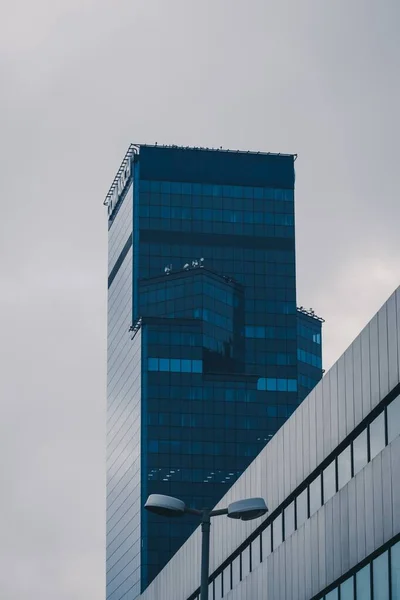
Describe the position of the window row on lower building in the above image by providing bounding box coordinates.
[187,390,400,600]
[148,358,203,373]
[313,538,400,599]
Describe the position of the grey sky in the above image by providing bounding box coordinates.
[1,1,399,598]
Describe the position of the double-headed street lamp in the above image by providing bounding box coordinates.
[145,494,268,600]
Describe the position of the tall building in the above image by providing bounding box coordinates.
[138,287,400,600]
[106,145,323,600]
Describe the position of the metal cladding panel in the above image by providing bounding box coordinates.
[345,345,355,435]
[369,314,381,411]
[322,373,332,457]
[387,292,399,392]
[329,363,339,450]
[347,477,358,567]
[353,334,363,427]
[397,289,400,379]
[138,289,400,600]
[391,435,400,534]
[372,454,384,549]
[378,302,390,400]
[337,354,347,443]
[361,325,372,418]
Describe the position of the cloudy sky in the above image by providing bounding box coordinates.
[1,1,399,598]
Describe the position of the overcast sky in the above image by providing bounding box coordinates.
[1,1,399,598]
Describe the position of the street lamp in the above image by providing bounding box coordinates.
[144,494,268,600]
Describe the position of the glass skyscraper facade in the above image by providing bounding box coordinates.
[106,145,322,600]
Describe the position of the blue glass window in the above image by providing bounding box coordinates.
[273,513,283,550]
[373,551,389,600]
[340,577,354,600]
[323,460,336,502]
[370,413,385,460]
[309,475,322,516]
[148,358,159,371]
[356,564,371,600]
[388,394,400,443]
[338,446,351,490]
[325,589,339,600]
[296,488,308,528]
[391,541,400,599]
[353,430,368,475]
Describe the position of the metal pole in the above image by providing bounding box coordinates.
[200,509,211,600]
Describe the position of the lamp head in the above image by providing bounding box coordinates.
[144,494,186,517]
[227,498,268,521]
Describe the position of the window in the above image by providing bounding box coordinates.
[296,488,308,528]
[252,536,261,569]
[338,446,351,490]
[387,394,400,443]
[309,475,322,517]
[284,502,295,538]
[356,564,371,600]
[232,555,241,588]
[353,429,368,475]
[370,413,386,460]
[242,545,251,578]
[391,541,400,599]
[325,589,339,600]
[273,513,283,550]
[340,577,354,600]
[373,551,389,600]
[323,460,336,503]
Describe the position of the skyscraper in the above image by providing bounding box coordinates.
[106,145,322,600]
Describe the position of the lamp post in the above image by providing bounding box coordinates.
[144,494,268,600]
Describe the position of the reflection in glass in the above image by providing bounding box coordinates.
[273,513,283,550]
[296,488,308,528]
[388,395,400,443]
[373,551,389,600]
[323,461,336,503]
[353,429,368,475]
[370,413,386,460]
[391,541,400,599]
[309,475,322,517]
[338,446,352,490]
[325,588,339,600]
[284,502,295,538]
[340,577,354,600]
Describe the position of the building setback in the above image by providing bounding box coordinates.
[106,145,323,598]
[138,287,400,600]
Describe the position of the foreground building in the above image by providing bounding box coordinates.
[138,287,400,600]
[106,145,323,598]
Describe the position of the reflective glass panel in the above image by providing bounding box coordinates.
[214,574,222,600]
[370,413,386,460]
[388,395,400,443]
[309,475,322,516]
[261,526,271,561]
[284,501,295,538]
[356,564,371,600]
[338,445,352,490]
[353,429,368,476]
[296,488,308,528]
[323,460,336,503]
[391,541,400,600]
[373,551,389,600]
[242,545,251,578]
[325,588,339,600]
[340,577,354,600]
[252,535,261,569]
[223,564,231,594]
[273,513,283,550]
[232,555,241,587]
